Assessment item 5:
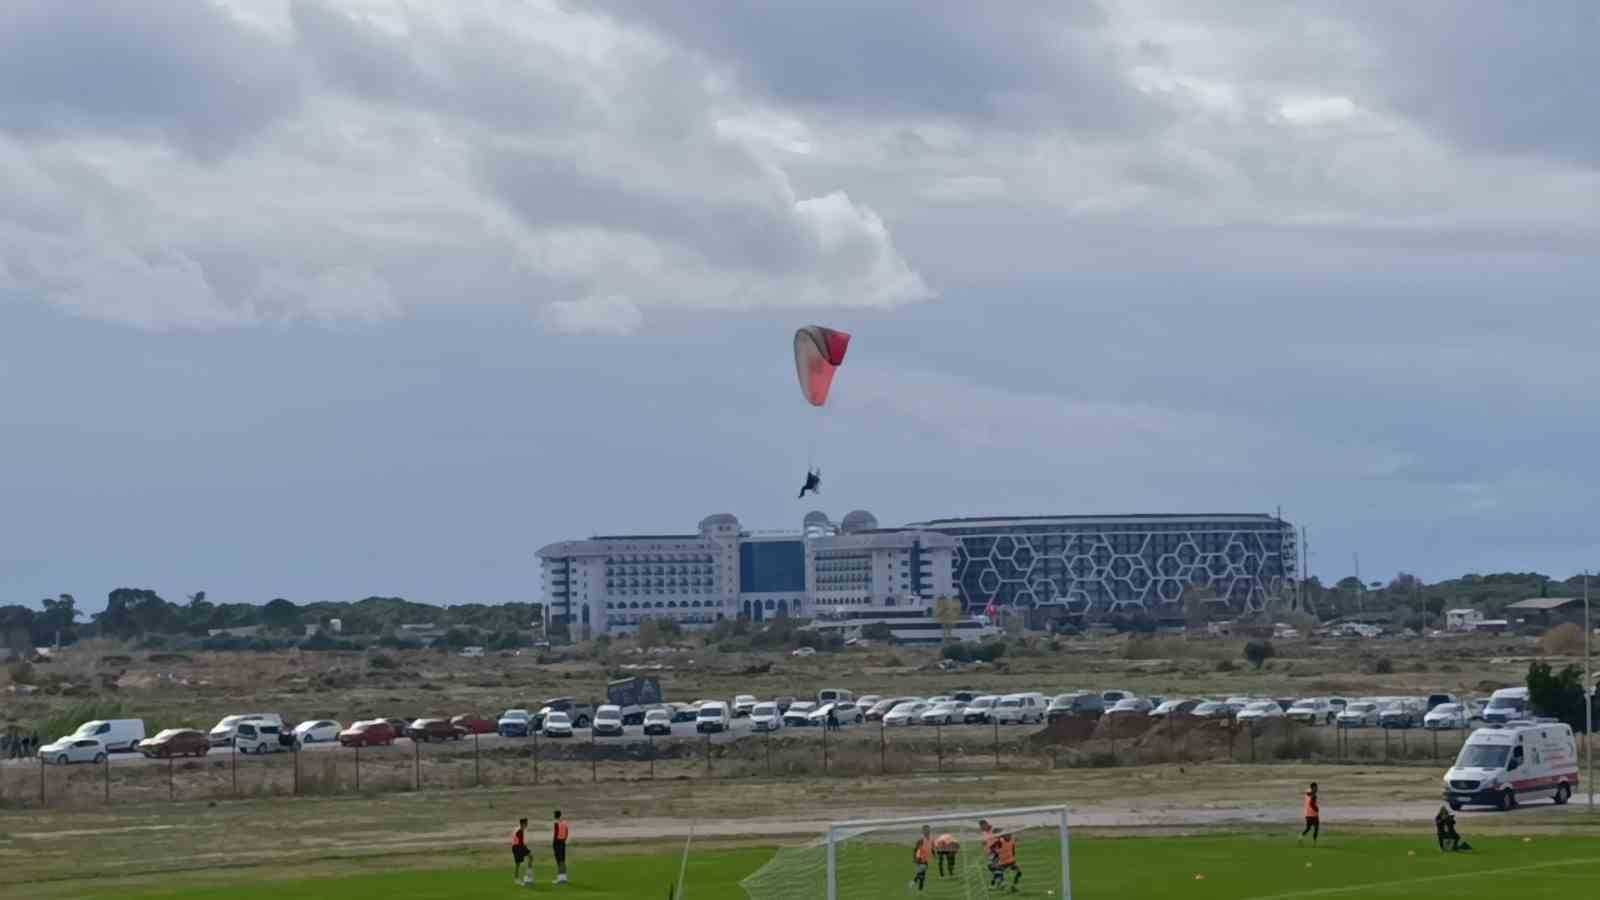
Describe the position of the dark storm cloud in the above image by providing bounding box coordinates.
[601,0,1163,133]
[0,0,301,159]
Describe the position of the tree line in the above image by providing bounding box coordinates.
[0,590,540,653]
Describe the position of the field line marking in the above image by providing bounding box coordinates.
[1242,856,1600,899]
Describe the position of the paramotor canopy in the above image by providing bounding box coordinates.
[793,326,852,407]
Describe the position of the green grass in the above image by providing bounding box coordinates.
[74,834,1600,899]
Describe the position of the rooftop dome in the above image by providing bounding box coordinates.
[698,513,740,535]
[839,510,879,534]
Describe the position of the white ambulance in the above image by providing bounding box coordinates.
[1442,720,1578,811]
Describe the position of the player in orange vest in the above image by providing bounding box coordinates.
[552,809,571,884]
[989,830,1021,892]
[1299,782,1320,844]
[933,832,959,878]
[910,825,934,891]
[511,817,532,886]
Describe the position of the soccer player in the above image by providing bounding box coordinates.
[512,817,532,886]
[933,833,959,878]
[552,809,570,884]
[990,830,1021,892]
[910,825,933,891]
[1299,782,1320,845]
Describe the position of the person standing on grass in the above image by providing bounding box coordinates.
[933,833,959,879]
[1299,782,1320,845]
[990,830,1021,892]
[512,817,532,885]
[910,824,933,891]
[552,809,570,885]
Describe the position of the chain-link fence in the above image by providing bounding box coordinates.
[0,716,1580,810]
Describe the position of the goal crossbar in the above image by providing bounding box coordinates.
[823,804,1071,900]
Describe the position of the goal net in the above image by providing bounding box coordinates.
[741,805,1070,900]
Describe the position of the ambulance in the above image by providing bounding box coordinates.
[1442,720,1578,811]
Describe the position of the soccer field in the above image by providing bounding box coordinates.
[94,834,1599,900]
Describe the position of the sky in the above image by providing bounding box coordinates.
[2,1,1598,612]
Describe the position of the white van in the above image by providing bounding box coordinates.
[1443,721,1578,811]
[695,701,730,734]
[209,713,284,747]
[234,721,289,754]
[816,688,855,705]
[991,693,1047,725]
[1481,687,1529,725]
[69,719,145,753]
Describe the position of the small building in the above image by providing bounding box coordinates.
[1445,608,1483,632]
[1505,598,1584,630]
[207,625,263,638]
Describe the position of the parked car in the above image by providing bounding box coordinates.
[920,700,966,726]
[791,647,816,657]
[1468,698,1490,720]
[451,715,497,736]
[750,702,783,733]
[964,695,1001,723]
[1327,697,1349,712]
[407,719,466,742]
[668,703,700,723]
[1108,697,1154,715]
[1424,703,1469,730]
[592,705,625,737]
[867,697,915,722]
[1149,698,1200,719]
[773,696,798,714]
[67,719,146,754]
[990,693,1046,725]
[1426,693,1459,712]
[856,694,883,711]
[338,720,396,747]
[1100,690,1136,705]
[1236,701,1285,723]
[293,720,342,745]
[732,695,759,718]
[497,709,533,737]
[39,736,106,765]
[542,711,574,738]
[1047,692,1103,721]
[810,701,865,727]
[783,701,819,727]
[1190,701,1235,720]
[138,729,209,758]
[643,707,673,736]
[696,701,731,733]
[951,691,978,703]
[1286,698,1339,725]
[382,718,413,740]
[234,721,288,754]
[1379,699,1425,729]
[817,688,855,705]
[884,701,931,727]
[1337,700,1381,728]
[534,698,594,729]
[1483,687,1529,725]
[209,714,280,748]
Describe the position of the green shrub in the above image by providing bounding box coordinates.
[1372,657,1394,675]
[1214,659,1238,673]
[1243,640,1275,669]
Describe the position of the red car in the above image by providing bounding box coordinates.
[406,718,466,742]
[451,714,496,736]
[338,720,396,747]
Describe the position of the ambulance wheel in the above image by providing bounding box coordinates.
[1554,783,1570,805]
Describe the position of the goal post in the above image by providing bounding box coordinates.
[742,804,1070,900]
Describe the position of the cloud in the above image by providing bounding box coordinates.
[0,0,930,331]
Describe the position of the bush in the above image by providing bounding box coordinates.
[7,660,35,684]
[860,622,894,641]
[1540,623,1586,657]
[1372,657,1394,675]
[368,653,398,670]
[1242,640,1275,670]
[1214,658,1238,673]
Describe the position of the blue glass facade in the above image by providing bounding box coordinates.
[739,540,807,593]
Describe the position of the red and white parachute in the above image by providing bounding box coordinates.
[793,325,852,407]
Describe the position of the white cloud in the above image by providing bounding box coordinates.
[1277,95,1360,125]
[539,294,644,336]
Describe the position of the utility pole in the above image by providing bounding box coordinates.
[1586,571,1593,813]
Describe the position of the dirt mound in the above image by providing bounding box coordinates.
[1026,717,1097,747]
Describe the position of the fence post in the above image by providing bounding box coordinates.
[1249,724,1255,763]
[293,743,300,796]
[231,742,237,796]
[413,738,421,792]
[39,756,45,807]
[992,716,1000,768]
[1111,720,1118,763]
[764,728,770,777]
[822,721,829,775]
[590,726,597,784]
[533,731,540,785]
[936,723,943,773]
[475,732,482,788]
[104,752,111,805]
[880,720,887,774]
[1432,727,1438,762]
[1401,727,1408,759]
[703,733,711,775]
[650,733,656,780]
[1384,727,1391,763]
[168,756,174,802]
[354,744,360,793]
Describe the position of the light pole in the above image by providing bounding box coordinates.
[1586,571,1593,813]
